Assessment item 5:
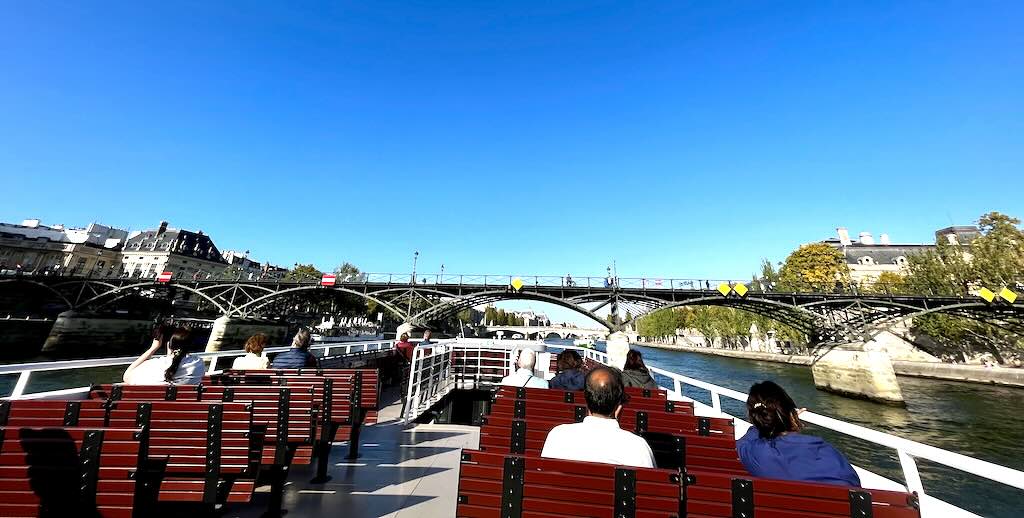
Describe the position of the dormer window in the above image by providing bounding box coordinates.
[894,256,908,267]
[858,256,875,266]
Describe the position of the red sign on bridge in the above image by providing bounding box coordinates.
[157,271,173,283]
[321,274,337,286]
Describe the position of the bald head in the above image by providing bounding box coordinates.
[517,348,537,371]
[584,367,625,417]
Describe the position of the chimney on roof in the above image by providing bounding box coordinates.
[157,221,168,236]
[837,227,852,246]
[879,233,890,245]
[859,232,874,245]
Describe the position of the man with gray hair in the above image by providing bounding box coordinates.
[500,348,548,388]
[271,327,319,369]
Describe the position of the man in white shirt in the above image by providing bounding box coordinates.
[540,367,655,468]
[499,348,549,389]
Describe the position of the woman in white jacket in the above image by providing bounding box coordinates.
[232,334,270,370]
[123,326,205,385]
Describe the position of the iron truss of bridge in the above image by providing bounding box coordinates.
[2,273,1022,345]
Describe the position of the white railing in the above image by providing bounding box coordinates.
[403,339,1021,517]
[0,339,396,400]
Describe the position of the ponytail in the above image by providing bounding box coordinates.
[165,348,186,383]
[163,328,191,383]
[746,380,802,439]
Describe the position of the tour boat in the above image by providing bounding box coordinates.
[0,338,1020,518]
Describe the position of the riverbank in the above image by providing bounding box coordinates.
[639,341,1024,388]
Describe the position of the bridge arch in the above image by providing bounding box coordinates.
[0,279,73,310]
[232,286,409,322]
[619,295,829,336]
[410,290,614,331]
[74,281,230,314]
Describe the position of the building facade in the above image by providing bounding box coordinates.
[119,221,228,280]
[824,226,978,283]
[222,250,288,281]
[0,219,127,276]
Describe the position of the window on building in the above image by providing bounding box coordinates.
[858,256,875,266]
[894,256,908,267]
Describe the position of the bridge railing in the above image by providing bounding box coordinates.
[0,339,396,400]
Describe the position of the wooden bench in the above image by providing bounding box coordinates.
[683,469,921,518]
[216,368,381,480]
[457,449,684,518]
[478,414,746,474]
[493,385,688,414]
[0,426,143,518]
[91,384,318,516]
[0,399,258,510]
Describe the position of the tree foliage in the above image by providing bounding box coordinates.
[284,264,323,282]
[777,243,850,292]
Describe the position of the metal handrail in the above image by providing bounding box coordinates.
[0,339,396,399]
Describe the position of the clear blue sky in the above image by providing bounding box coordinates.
[2,1,1022,285]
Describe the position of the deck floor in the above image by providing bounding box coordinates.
[227,388,478,518]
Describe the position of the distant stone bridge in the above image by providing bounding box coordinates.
[2,272,1022,347]
[481,325,609,340]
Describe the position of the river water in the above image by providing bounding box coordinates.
[629,344,1023,517]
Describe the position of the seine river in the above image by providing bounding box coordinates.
[629,344,1023,517]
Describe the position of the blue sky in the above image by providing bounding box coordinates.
[2,2,1022,323]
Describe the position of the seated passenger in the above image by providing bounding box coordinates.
[271,328,320,369]
[499,348,548,388]
[232,333,270,370]
[621,350,659,389]
[123,325,205,385]
[549,350,585,391]
[737,381,861,487]
[541,367,655,468]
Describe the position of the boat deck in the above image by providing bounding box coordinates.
[228,388,477,518]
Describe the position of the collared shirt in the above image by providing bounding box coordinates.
[499,368,549,389]
[125,354,205,385]
[736,427,861,487]
[541,416,655,468]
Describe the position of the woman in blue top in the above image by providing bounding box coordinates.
[737,381,861,487]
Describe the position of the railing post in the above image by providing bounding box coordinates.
[208,356,219,373]
[897,449,926,498]
[10,371,31,398]
[711,391,722,414]
[673,378,683,399]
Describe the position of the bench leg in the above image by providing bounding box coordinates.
[262,465,288,518]
[346,408,367,460]
[311,437,333,483]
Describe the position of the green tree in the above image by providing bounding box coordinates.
[334,262,366,282]
[284,264,323,282]
[777,243,850,292]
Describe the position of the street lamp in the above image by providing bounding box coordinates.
[411,251,419,285]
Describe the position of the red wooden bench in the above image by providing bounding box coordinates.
[683,469,921,518]
[478,414,746,475]
[0,426,143,518]
[216,368,381,480]
[0,399,258,510]
[457,449,683,518]
[493,385,688,414]
[91,384,317,516]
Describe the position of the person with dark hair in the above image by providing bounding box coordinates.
[737,381,861,487]
[232,333,270,369]
[621,349,659,389]
[123,325,205,385]
[271,328,319,369]
[540,367,655,467]
[549,349,585,391]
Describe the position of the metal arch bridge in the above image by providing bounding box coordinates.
[2,272,1022,345]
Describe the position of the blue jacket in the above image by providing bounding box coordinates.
[549,369,585,391]
[736,427,861,487]
[271,348,319,369]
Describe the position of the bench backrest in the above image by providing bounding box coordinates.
[0,426,142,518]
[493,385,686,413]
[458,449,683,518]
[91,384,317,467]
[216,369,380,426]
[684,469,921,518]
[478,414,747,475]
